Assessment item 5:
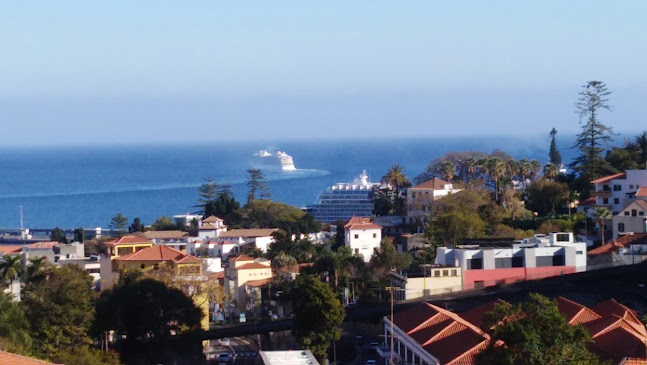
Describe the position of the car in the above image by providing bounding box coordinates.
[365,360,376,365]
[218,353,231,362]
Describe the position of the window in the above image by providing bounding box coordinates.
[603,185,610,192]
[614,198,620,204]
[614,185,622,191]
[511,256,524,267]
[451,269,457,276]
[632,209,638,217]
[442,270,448,277]
[140,264,145,269]
[474,281,485,289]
[576,250,584,255]
[556,233,570,242]
[372,233,377,238]
[618,223,625,233]
[434,270,440,277]
[354,249,359,255]
[631,185,635,189]
[552,255,565,266]
[467,258,483,270]
[641,212,645,216]
[495,258,512,268]
[603,198,609,204]
[625,211,630,216]
[354,234,359,239]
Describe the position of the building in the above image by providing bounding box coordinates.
[590,170,647,215]
[587,233,647,267]
[407,178,463,225]
[344,217,382,262]
[103,235,154,259]
[306,170,379,223]
[173,213,203,227]
[223,254,273,316]
[612,200,647,239]
[197,215,228,240]
[0,349,61,364]
[389,266,463,301]
[259,350,319,365]
[436,233,587,290]
[383,297,647,365]
[217,229,278,253]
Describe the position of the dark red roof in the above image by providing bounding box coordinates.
[411,177,451,190]
[104,235,152,246]
[591,173,626,184]
[636,187,647,198]
[557,297,601,325]
[115,245,201,264]
[460,299,508,328]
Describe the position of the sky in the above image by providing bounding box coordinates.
[1,1,646,146]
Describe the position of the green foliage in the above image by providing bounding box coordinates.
[49,346,121,365]
[570,81,616,183]
[21,265,95,358]
[73,227,85,243]
[197,176,218,204]
[525,180,570,216]
[204,193,241,224]
[536,219,574,234]
[0,293,32,355]
[371,240,412,272]
[128,217,145,233]
[549,127,562,165]
[150,216,178,231]
[333,221,346,250]
[0,255,24,284]
[382,164,412,191]
[239,200,321,234]
[50,226,68,243]
[109,213,129,232]
[431,211,486,245]
[246,168,270,203]
[292,275,345,363]
[477,293,602,365]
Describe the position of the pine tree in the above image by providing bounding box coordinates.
[548,128,562,165]
[246,169,270,203]
[570,81,615,181]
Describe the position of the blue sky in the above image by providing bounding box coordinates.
[1,1,646,145]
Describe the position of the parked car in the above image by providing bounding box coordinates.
[365,360,376,365]
[218,353,231,362]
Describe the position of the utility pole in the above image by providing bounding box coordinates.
[385,286,395,365]
[19,205,24,239]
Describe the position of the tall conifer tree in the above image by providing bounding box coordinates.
[548,128,562,165]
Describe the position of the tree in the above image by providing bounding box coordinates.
[73,227,85,243]
[21,265,95,359]
[246,169,270,203]
[382,164,411,192]
[549,127,562,165]
[371,240,412,274]
[25,257,47,282]
[477,293,601,365]
[333,222,346,250]
[292,275,345,363]
[50,227,67,243]
[594,207,612,246]
[271,252,298,278]
[204,193,241,224]
[438,161,456,181]
[129,217,145,233]
[109,213,128,232]
[430,211,486,245]
[543,162,559,181]
[0,293,32,355]
[571,81,615,182]
[150,216,177,231]
[525,180,570,217]
[0,255,23,288]
[197,177,218,205]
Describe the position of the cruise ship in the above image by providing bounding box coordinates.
[306,170,379,223]
[254,150,296,171]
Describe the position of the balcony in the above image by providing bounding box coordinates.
[591,191,612,198]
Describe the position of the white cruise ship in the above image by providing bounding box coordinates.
[254,150,296,171]
[306,170,378,223]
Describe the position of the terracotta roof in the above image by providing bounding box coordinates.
[556,297,601,325]
[579,197,597,206]
[25,241,59,249]
[588,233,647,256]
[199,222,225,230]
[0,350,60,364]
[591,173,626,184]
[636,187,647,198]
[244,278,272,287]
[137,230,188,240]
[115,245,201,264]
[218,229,278,238]
[411,177,451,190]
[344,217,382,230]
[208,272,224,280]
[236,262,272,270]
[202,216,223,223]
[0,245,28,254]
[460,299,509,328]
[104,235,153,246]
[624,199,647,212]
[229,254,255,262]
[591,299,647,336]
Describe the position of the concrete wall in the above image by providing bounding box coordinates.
[346,227,381,262]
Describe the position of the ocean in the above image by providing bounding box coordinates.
[0,136,578,229]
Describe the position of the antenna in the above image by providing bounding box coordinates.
[19,205,23,231]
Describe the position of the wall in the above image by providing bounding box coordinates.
[346,228,381,262]
[404,274,463,299]
[462,266,576,289]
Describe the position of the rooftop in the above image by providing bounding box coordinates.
[591,173,626,184]
[636,187,647,198]
[344,216,382,230]
[104,235,153,246]
[202,215,223,223]
[410,177,451,190]
[115,245,201,264]
[137,230,188,240]
[218,228,278,238]
[0,350,60,365]
[259,350,319,365]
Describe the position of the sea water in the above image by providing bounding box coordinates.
[0,136,575,229]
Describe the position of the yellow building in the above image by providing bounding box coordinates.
[103,235,154,259]
[389,266,463,301]
[224,254,273,316]
[102,245,210,330]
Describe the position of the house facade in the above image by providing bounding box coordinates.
[436,233,586,290]
[389,267,463,301]
[103,235,154,259]
[590,170,647,215]
[344,217,382,262]
[406,178,462,225]
[612,200,647,238]
[223,254,273,316]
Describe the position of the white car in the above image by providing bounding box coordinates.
[365,360,376,365]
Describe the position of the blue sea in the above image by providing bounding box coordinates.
[0,136,578,229]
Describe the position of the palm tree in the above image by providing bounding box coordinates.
[487,158,506,203]
[439,161,456,182]
[517,158,530,189]
[25,256,47,281]
[543,163,559,181]
[528,160,542,181]
[594,207,612,246]
[506,160,518,181]
[0,255,23,288]
[271,252,298,279]
[465,157,478,182]
[383,164,410,192]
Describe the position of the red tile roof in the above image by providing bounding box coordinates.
[579,197,597,206]
[218,229,278,238]
[0,245,28,254]
[244,278,272,287]
[137,230,188,240]
[344,217,382,230]
[228,254,255,263]
[459,299,509,328]
[636,187,647,198]
[591,173,626,184]
[0,350,60,364]
[202,215,223,223]
[25,241,59,249]
[236,262,271,270]
[411,177,452,190]
[104,235,153,246]
[588,233,647,256]
[556,297,601,325]
[115,245,201,264]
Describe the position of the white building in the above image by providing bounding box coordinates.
[217,229,278,253]
[407,178,463,225]
[612,199,647,239]
[344,217,382,262]
[590,170,647,215]
[196,216,228,240]
[173,213,203,227]
[259,350,319,365]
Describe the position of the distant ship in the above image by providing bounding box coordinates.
[254,150,296,171]
[305,170,378,223]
